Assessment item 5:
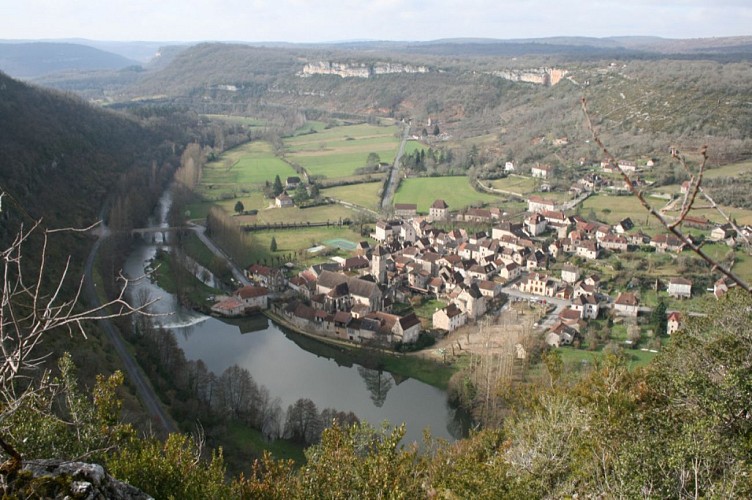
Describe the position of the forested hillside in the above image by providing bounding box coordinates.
[0,71,187,389]
[0,42,137,78]
[111,42,752,171]
[0,72,172,232]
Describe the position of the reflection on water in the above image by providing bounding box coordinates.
[123,191,469,444]
[357,367,394,408]
[171,316,469,443]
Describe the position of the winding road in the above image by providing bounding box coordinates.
[84,230,177,435]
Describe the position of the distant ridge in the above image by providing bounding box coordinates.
[0,42,137,78]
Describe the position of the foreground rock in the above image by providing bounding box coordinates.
[3,459,151,499]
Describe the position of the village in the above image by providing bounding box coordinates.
[208,164,748,353]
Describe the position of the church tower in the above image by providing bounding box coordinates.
[371,245,388,283]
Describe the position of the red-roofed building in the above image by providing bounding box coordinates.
[614,292,639,317]
[234,285,269,310]
[667,311,682,335]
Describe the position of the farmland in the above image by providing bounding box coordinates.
[235,203,363,226]
[284,123,400,180]
[394,176,502,212]
[321,182,382,210]
[489,175,538,196]
[196,141,296,201]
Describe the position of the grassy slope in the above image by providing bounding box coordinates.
[394,176,501,212]
[285,123,400,179]
[320,183,382,210]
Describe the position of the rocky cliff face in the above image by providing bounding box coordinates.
[300,61,430,78]
[4,460,151,499]
[491,67,567,86]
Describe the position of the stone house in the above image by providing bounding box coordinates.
[211,297,246,317]
[247,264,286,292]
[571,294,599,319]
[600,234,629,252]
[429,199,449,221]
[517,272,557,297]
[614,292,639,317]
[527,196,558,213]
[650,234,684,253]
[394,203,418,218]
[275,192,293,207]
[532,164,553,179]
[433,303,467,332]
[667,277,692,299]
[575,240,599,260]
[561,264,580,284]
[667,311,682,335]
[234,285,269,310]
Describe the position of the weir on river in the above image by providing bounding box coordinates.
[123,190,469,444]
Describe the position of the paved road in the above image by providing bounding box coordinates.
[84,231,177,435]
[381,123,410,211]
[188,223,251,286]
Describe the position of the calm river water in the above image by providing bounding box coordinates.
[123,195,468,444]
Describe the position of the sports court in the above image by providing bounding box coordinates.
[324,238,357,251]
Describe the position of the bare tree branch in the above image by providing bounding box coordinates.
[580,97,750,293]
[0,215,159,395]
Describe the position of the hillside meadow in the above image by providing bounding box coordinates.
[321,182,382,210]
[197,141,296,201]
[394,176,501,212]
[284,123,401,179]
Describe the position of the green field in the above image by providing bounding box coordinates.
[702,160,752,179]
[290,120,329,135]
[557,344,659,370]
[285,123,400,179]
[321,182,382,210]
[187,191,270,221]
[394,176,501,212]
[237,203,361,226]
[490,176,538,195]
[403,140,427,156]
[580,194,653,225]
[245,226,368,266]
[224,422,305,467]
[198,141,297,201]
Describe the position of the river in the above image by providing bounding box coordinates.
[123,191,468,445]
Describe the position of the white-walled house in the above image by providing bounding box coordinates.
[433,303,467,332]
[614,292,639,317]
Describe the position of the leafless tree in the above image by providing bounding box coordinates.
[1,219,155,394]
[0,198,158,467]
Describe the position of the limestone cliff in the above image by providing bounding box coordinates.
[300,61,430,78]
[491,67,567,86]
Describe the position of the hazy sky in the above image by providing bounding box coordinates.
[1,0,748,42]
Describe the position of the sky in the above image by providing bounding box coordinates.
[0,0,749,43]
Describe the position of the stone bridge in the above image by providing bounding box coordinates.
[130,226,187,244]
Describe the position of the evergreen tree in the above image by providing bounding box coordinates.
[234,200,244,214]
[273,175,284,196]
[651,300,668,336]
[270,236,278,252]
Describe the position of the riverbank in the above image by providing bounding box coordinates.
[265,308,458,390]
[148,216,461,392]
